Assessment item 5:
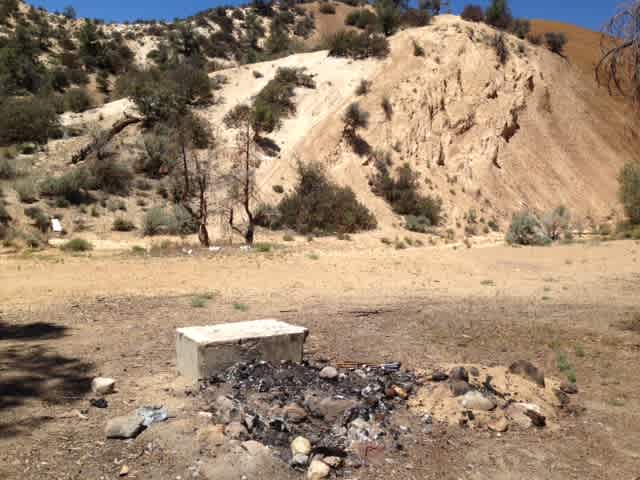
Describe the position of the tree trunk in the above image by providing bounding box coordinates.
[71,116,141,164]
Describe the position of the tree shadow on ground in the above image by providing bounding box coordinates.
[0,321,93,438]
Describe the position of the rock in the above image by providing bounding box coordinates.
[216,395,239,423]
[449,380,472,397]
[524,409,546,427]
[304,392,359,422]
[392,385,408,399]
[488,417,509,432]
[460,391,496,411]
[508,360,545,387]
[560,381,578,394]
[241,440,271,456]
[197,424,226,447]
[119,465,129,477]
[307,460,330,480]
[469,367,480,377]
[291,436,312,456]
[319,366,338,380]
[90,398,108,409]
[105,414,144,439]
[283,404,307,423]
[449,367,469,383]
[290,454,309,468]
[92,377,115,395]
[225,421,248,440]
[323,456,343,468]
[430,371,449,382]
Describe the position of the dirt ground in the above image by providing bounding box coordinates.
[1,238,639,479]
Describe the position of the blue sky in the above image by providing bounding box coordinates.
[27,0,617,31]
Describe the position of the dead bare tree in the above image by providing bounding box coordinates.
[170,117,222,247]
[597,1,640,104]
[223,104,261,245]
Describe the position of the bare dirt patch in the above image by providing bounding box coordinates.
[0,240,639,479]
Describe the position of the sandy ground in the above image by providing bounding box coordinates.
[1,239,639,479]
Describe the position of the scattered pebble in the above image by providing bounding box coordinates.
[319,366,339,380]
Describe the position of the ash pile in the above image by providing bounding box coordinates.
[198,359,419,476]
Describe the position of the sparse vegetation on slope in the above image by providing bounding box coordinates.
[258,162,377,234]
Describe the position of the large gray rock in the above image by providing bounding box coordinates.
[105,414,144,439]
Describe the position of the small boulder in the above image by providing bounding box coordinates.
[488,417,509,433]
[319,366,338,380]
[105,414,144,439]
[508,360,545,387]
[430,371,449,382]
[392,385,408,399]
[461,391,496,411]
[92,377,115,395]
[449,367,469,383]
[307,460,330,480]
[291,436,312,456]
[283,404,307,424]
[449,380,472,397]
[524,409,546,427]
[290,454,309,468]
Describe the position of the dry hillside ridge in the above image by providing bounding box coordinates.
[38,14,639,244]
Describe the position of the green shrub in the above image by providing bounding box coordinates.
[327,30,390,59]
[319,2,336,14]
[0,157,17,179]
[485,0,513,30]
[112,217,136,231]
[542,205,571,240]
[143,206,172,235]
[142,204,197,236]
[505,211,551,246]
[399,9,431,28]
[61,238,93,252]
[275,162,377,234]
[39,168,94,204]
[355,79,371,96]
[24,206,49,233]
[510,18,530,39]
[375,0,401,36]
[619,161,640,225]
[461,4,484,22]
[0,97,59,145]
[91,158,132,195]
[371,162,442,227]
[544,32,567,55]
[63,87,92,112]
[15,178,39,203]
[345,9,378,30]
[493,33,508,65]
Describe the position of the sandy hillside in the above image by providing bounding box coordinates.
[15,14,639,244]
[197,15,639,235]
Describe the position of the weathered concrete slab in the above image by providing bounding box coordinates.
[176,319,308,381]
